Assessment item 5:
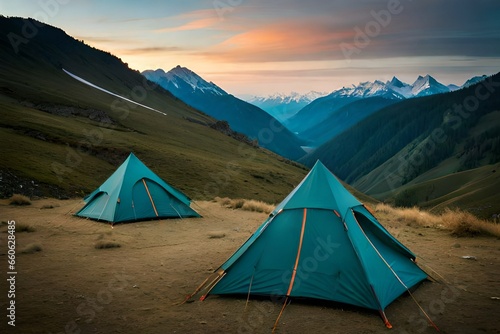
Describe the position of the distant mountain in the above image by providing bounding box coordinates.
[462,75,488,88]
[410,74,450,96]
[285,74,475,146]
[142,67,227,96]
[142,67,305,160]
[321,74,452,100]
[246,91,327,122]
[299,73,500,217]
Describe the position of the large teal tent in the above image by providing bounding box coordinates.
[191,160,427,327]
[76,153,200,224]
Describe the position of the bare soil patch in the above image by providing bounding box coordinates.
[0,198,499,333]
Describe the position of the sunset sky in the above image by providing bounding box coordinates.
[2,0,500,96]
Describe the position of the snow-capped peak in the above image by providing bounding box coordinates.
[166,65,227,96]
[462,75,488,88]
[142,66,227,96]
[248,91,328,104]
[325,74,457,100]
[410,74,449,97]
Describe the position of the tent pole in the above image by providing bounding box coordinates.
[286,208,307,295]
[200,272,226,301]
[179,274,213,305]
[142,179,159,217]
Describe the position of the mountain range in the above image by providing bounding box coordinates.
[246,91,327,122]
[142,67,305,160]
[1,16,498,219]
[283,74,488,146]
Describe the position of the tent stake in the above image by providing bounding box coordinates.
[178,274,212,305]
[272,296,290,333]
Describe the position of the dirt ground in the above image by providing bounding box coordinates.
[0,198,499,334]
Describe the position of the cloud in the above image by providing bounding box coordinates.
[75,36,124,44]
[155,17,220,33]
[154,9,221,33]
[118,46,184,55]
[195,0,500,64]
[201,18,355,63]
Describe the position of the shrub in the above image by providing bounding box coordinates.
[9,194,31,206]
[95,241,121,249]
[20,243,42,254]
[15,224,36,233]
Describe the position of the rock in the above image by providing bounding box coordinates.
[208,231,226,239]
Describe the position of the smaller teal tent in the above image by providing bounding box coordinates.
[188,161,427,328]
[76,153,200,224]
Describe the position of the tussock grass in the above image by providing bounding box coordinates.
[20,243,42,254]
[94,241,121,249]
[214,197,275,214]
[241,200,275,214]
[9,194,31,206]
[375,203,500,238]
[441,208,500,237]
[375,203,441,228]
[15,224,36,233]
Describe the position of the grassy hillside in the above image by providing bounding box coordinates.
[0,17,308,203]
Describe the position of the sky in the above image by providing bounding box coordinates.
[2,0,500,97]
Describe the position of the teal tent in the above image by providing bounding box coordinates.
[76,153,200,224]
[191,161,427,327]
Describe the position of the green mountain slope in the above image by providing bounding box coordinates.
[0,17,307,202]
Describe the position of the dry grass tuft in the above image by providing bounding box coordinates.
[441,208,500,238]
[375,203,500,238]
[375,203,441,228]
[16,224,36,233]
[214,197,275,214]
[20,243,42,254]
[9,194,31,206]
[94,241,121,249]
[241,200,275,214]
